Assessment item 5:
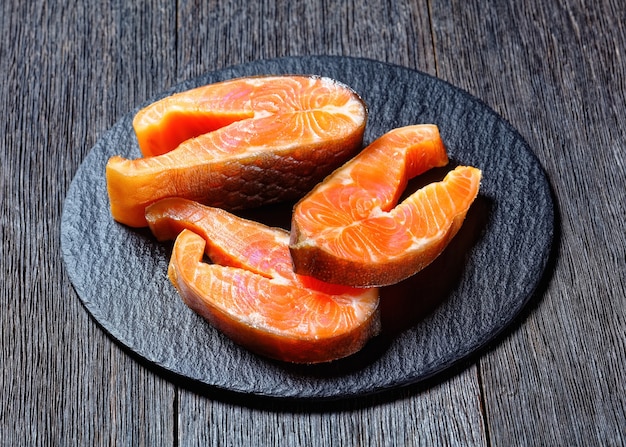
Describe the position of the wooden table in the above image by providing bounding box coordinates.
[3,0,624,445]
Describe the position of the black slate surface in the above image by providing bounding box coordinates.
[60,56,554,400]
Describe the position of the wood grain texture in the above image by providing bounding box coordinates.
[431,0,626,444]
[2,0,625,445]
[177,366,486,447]
[1,1,178,445]
[175,0,437,81]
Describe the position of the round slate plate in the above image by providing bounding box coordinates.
[61,56,554,401]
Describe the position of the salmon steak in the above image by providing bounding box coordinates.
[289,124,482,287]
[145,198,380,364]
[106,75,367,227]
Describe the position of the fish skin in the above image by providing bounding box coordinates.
[289,125,482,287]
[146,198,380,364]
[107,75,367,228]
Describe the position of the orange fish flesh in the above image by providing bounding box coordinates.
[145,198,380,364]
[289,124,482,287]
[107,75,367,227]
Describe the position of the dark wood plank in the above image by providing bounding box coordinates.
[1,1,179,444]
[177,367,486,446]
[175,0,437,81]
[431,0,626,444]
